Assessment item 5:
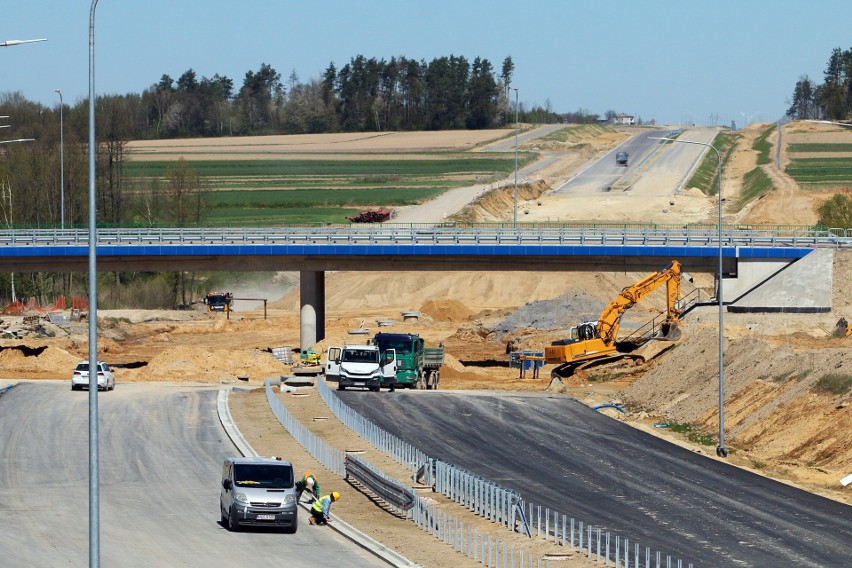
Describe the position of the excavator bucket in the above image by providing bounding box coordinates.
[657,321,682,341]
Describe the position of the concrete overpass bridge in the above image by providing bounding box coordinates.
[0,226,843,348]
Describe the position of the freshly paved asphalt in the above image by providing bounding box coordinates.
[340,389,852,568]
[0,381,381,567]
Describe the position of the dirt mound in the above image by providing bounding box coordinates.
[120,345,287,383]
[420,299,472,322]
[0,344,80,375]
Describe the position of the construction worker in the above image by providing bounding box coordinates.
[309,491,340,525]
[295,471,320,503]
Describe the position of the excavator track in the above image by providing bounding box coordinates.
[551,353,645,379]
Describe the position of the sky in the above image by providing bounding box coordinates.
[3,1,849,127]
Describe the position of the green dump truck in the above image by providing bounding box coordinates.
[372,332,444,390]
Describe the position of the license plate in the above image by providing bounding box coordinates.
[257,514,275,521]
[354,382,365,387]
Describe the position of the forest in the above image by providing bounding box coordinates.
[787,46,852,121]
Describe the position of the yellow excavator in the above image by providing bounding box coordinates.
[544,260,683,378]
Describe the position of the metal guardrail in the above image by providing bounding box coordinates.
[317,377,694,567]
[264,379,345,476]
[264,379,416,517]
[345,454,416,512]
[0,225,850,249]
[317,375,429,471]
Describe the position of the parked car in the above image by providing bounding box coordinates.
[220,456,298,532]
[71,361,115,391]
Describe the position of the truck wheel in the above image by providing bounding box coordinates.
[337,384,346,391]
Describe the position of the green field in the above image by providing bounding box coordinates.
[126,154,533,226]
[786,157,852,187]
[788,143,852,153]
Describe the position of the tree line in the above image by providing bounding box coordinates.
[0,53,566,306]
[787,46,852,120]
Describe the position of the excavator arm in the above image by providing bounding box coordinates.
[597,260,682,344]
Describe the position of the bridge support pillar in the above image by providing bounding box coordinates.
[300,271,326,352]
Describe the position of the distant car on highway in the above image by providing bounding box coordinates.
[71,361,115,391]
[615,151,629,166]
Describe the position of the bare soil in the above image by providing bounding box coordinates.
[3,122,851,566]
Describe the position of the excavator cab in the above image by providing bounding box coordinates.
[551,321,598,346]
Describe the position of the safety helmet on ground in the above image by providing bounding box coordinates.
[331,491,341,501]
[306,477,315,489]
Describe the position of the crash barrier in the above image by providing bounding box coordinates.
[317,375,428,471]
[263,379,415,517]
[411,496,552,568]
[0,225,848,248]
[317,377,695,567]
[431,458,523,532]
[345,454,415,513]
[264,379,345,476]
[318,377,526,532]
[514,500,694,568]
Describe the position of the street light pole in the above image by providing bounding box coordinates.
[651,135,727,458]
[0,38,47,47]
[88,2,101,567]
[513,88,519,226]
[55,90,64,229]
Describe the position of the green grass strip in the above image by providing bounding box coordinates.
[124,156,526,178]
[737,167,773,208]
[204,187,445,208]
[752,124,776,166]
[788,143,852,153]
[813,373,852,395]
[786,157,852,183]
[685,131,737,196]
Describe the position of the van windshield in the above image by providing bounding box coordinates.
[342,349,379,363]
[233,464,294,489]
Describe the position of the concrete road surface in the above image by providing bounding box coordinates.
[554,127,718,196]
[340,390,852,568]
[0,382,382,568]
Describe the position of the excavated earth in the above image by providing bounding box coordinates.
[0,122,850,566]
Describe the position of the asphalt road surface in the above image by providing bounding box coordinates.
[340,390,852,568]
[554,128,716,196]
[0,382,381,568]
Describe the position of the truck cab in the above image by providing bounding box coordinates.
[326,344,396,392]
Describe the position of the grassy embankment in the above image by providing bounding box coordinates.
[123,155,534,225]
[684,131,738,198]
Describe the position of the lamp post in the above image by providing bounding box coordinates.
[88,2,101,566]
[55,90,64,229]
[0,38,47,47]
[513,88,519,226]
[651,135,727,458]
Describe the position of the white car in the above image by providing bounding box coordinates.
[71,361,115,391]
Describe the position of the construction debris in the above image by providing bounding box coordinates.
[347,208,392,223]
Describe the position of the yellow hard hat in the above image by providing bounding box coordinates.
[331,491,341,501]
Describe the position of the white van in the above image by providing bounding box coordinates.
[325,344,396,392]
[220,456,298,533]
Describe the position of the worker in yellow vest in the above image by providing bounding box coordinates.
[309,491,340,525]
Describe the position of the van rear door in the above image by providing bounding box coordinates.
[325,347,341,380]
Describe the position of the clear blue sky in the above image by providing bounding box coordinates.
[4,1,848,127]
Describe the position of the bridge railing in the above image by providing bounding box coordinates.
[0,225,847,248]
